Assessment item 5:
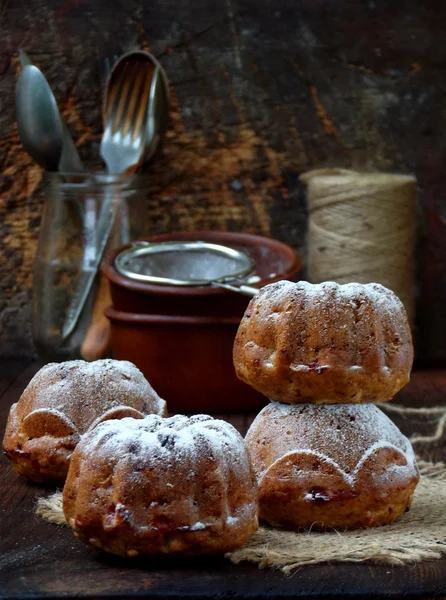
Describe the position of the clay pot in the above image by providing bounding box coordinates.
[102,231,301,412]
[102,231,301,317]
[105,308,267,413]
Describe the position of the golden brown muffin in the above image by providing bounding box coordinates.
[233,281,413,404]
[63,414,258,556]
[246,402,419,530]
[3,359,167,483]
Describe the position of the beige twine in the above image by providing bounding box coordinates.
[35,404,446,572]
[301,169,417,324]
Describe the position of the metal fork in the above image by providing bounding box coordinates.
[62,61,153,339]
[100,60,154,174]
[101,52,169,245]
[102,51,169,164]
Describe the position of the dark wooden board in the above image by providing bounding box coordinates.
[0,363,446,599]
[1,1,446,361]
[0,359,32,397]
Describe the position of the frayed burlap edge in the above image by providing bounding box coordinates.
[227,404,446,572]
[35,402,446,572]
[35,489,65,525]
[227,460,446,573]
[35,461,446,572]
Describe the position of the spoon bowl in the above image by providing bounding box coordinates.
[16,65,64,171]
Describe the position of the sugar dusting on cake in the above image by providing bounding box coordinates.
[81,413,250,474]
[75,413,255,532]
[255,280,405,321]
[19,360,166,432]
[235,279,413,403]
[247,402,417,487]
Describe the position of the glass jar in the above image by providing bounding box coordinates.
[33,173,150,362]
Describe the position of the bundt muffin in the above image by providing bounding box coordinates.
[63,414,258,556]
[3,360,167,483]
[246,402,419,530]
[233,281,413,404]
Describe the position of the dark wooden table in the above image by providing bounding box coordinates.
[1,361,446,600]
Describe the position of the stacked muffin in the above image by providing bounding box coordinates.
[233,281,420,530]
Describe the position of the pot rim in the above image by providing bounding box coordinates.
[101,230,301,298]
[105,305,244,326]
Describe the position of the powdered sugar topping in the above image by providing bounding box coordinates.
[79,413,251,480]
[248,402,417,486]
[70,413,256,535]
[19,360,166,433]
[256,280,405,316]
[237,279,412,392]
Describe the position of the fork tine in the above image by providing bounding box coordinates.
[101,53,164,174]
[131,65,154,141]
[121,64,147,138]
[105,61,129,124]
[111,62,136,134]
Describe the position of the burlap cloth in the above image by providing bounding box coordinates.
[36,404,446,573]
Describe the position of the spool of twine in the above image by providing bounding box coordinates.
[301,169,417,325]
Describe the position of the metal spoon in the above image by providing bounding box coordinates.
[18,50,84,174]
[17,55,98,346]
[18,51,95,273]
[16,65,63,171]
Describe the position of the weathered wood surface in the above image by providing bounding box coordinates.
[1,1,445,359]
[0,361,446,599]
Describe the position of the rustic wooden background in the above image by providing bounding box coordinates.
[0,0,445,361]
